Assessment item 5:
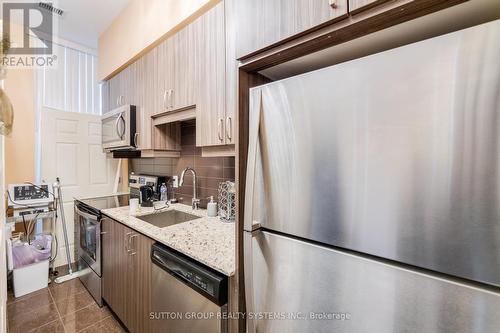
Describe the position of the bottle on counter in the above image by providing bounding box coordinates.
[160,183,167,202]
[207,196,218,217]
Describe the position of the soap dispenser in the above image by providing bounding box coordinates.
[207,196,217,217]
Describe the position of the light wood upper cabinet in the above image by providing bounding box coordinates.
[133,47,158,151]
[195,1,227,147]
[172,24,196,110]
[194,0,237,149]
[156,24,196,114]
[103,0,236,153]
[156,38,174,113]
[234,0,348,59]
[101,81,110,114]
[133,57,151,150]
[103,37,183,154]
[108,74,120,109]
[224,0,238,145]
[130,46,177,152]
[234,0,280,59]
[122,63,134,106]
[109,62,146,148]
[349,0,385,14]
[108,66,133,108]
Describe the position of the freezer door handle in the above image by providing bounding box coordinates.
[250,222,261,231]
[244,89,263,231]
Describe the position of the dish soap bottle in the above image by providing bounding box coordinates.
[160,183,167,202]
[207,196,217,217]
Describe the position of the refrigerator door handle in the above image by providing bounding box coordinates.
[244,231,257,333]
[244,89,263,231]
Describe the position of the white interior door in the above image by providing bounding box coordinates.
[40,107,118,268]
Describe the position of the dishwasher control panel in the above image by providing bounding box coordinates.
[184,271,210,294]
[151,243,228,306]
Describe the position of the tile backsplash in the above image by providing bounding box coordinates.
[129,120,235,208]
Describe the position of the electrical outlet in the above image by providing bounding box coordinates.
[172,175,179,188]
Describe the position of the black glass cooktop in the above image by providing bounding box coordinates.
[76,194,130,216]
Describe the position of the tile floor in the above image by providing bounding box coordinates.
[7,278,127,333]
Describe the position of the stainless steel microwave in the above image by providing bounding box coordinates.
[101,105,137,151]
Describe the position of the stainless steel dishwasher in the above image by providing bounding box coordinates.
[151,243,228,333]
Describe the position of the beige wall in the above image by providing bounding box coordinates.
[4,68,35,185]
[98,0,218,81]
[4,22,36,186]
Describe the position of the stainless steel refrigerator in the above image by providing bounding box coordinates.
[244,19,500,333]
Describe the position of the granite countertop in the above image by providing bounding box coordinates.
[101,203,235,276]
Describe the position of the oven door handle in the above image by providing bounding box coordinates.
[75,206,99,221]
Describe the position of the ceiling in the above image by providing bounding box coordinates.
[53,0,129,50]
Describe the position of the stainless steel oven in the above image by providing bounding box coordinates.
[75,194,129,306]
[101,105,137,151]
[76,205,101,276]
[75,201,103,306]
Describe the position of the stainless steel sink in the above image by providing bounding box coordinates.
[137,210,199,228]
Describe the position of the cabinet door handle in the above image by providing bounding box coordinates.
[125,232,134,252]
[225,116,232,141]
[163,90,168,109]
[116,96,119,106]
[129,234,138,256]
[168,89,173,109]
[218,118,223,141]
[121,95,124,105]
[134,132,139,147]
[328,0,337,8]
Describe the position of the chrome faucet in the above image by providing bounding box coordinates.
[179,167,200,210]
